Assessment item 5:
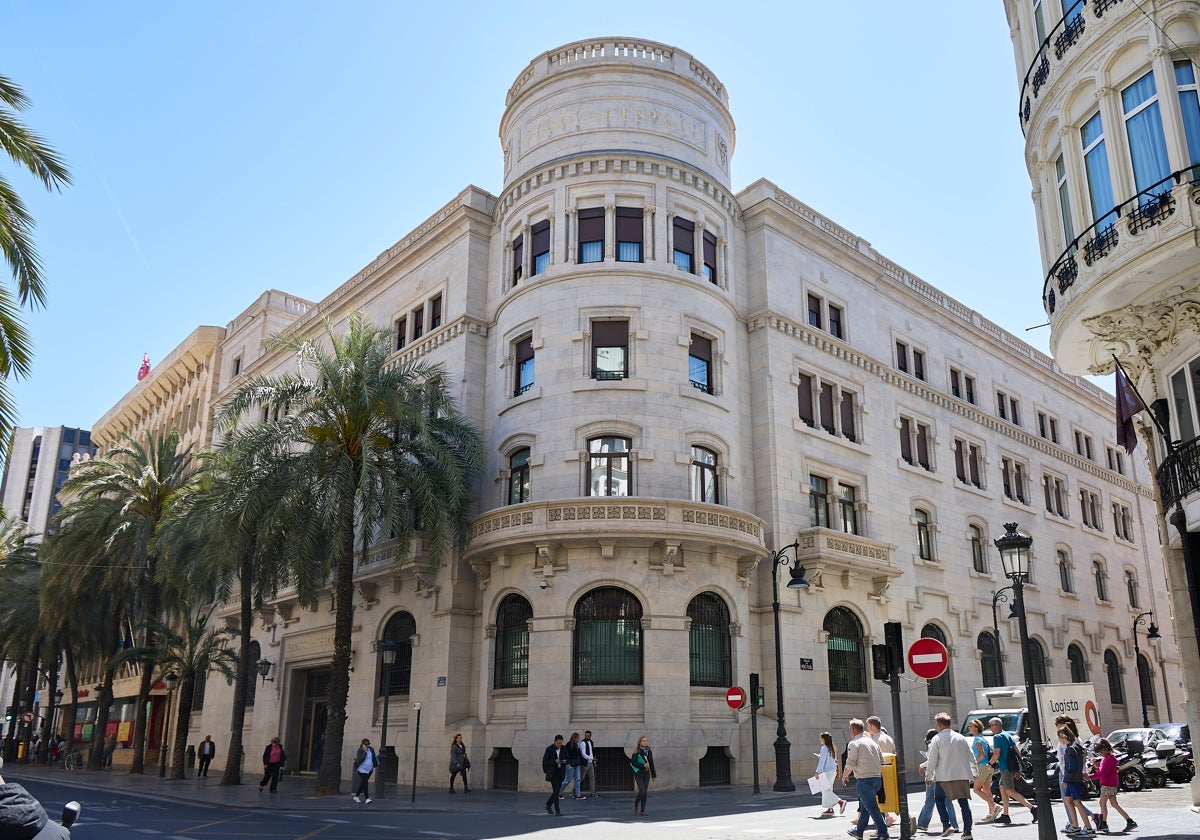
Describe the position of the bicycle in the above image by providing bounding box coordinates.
[63,748,83,770]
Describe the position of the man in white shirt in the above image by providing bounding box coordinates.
[926,712,977,840]
[579,731,597,797]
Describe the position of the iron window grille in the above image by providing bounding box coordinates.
[380,611,416,695]
[573,587,643,685]
[687,592,731,686]
[493,594,532,689]
[823,606,866,693]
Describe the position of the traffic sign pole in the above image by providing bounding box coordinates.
[885,621,912,840]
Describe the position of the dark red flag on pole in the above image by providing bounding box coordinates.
[137,353,151,381]
[1116,362,1139,454]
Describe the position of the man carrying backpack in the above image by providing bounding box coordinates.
[987,717,1037,825]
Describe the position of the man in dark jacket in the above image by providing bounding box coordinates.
[0,759,72,839]
[542,735,567,815]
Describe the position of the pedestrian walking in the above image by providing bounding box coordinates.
[987,717,1036,824]
[448,733,471,794]
[968,719,999,821]
[1090,738,1136,834]
[630,735,656,816]
[351,738,379,803]
[1056,714,1097,826]
[258,736,286,793]
[814,731,846,816]
[559,732,584,799]
[917,728,957,833]
[197,735,216,778]
[927,712,976,840]
[1058,726,1095,836]
[579,730,598,797]
[102,733,116,768]
[842,718,889,840]
[542,734,567,815]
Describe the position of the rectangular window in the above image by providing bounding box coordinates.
[896,340,909,374]
[702,231,717,284]
[587,436,630,497]
[1055,154,1076,245]
[1176,60,1200,166]
[673,217,695,273]
[1002,457,1029,503]
[1074,430,1094,460]
[1082,111,1117,228]
[839,485,858,535]
[828,304,843,339]
[915,422,931,470]
[797,374,815,427]
[1080,489,1102,529]
[530,220,550,276]
[1172,365,1197,442]
[955,439,982,488]
[429,294,442,330]
[840,390,857,441]
[690,446,719,504]
[578,207,604,263]
[1112,501,1134,541]
[1043,473,1067,517]
[912,349,925,381]
[899,417,932,470]
[965,375,976,405]
[688,333,713,394]
[616,207,643,262]
[819,383,835,434]
[997,391,1008,420]
[1123,71,1172,201]
[512,233,523,285]
[508,448,531,504]
[808,294,823,329]
[411,306,424,340]
[592,320,628,380]
[899,417,913,464]
[395,317,407,351]
[232,356,242,376]
[514,335,535,396]
[809,475,830,528]
[950,368,962,399]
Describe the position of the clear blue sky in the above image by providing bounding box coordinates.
[4,2,1045,431]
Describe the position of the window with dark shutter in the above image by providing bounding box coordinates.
[512,234,523,286]
[673,217,695,272]
[429,294,442,329]
[702,231,717,284]
[531,220,550,276]
[515,335,534,396]
[840,390,856,441]
[798,374,814,426]
[578,208,604,263]
[616,207,643,262]
[592,321,628,380]
[689,333,713,394]
[899,417,913,464]
[819,383,835,434]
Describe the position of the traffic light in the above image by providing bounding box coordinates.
[872,643,894,682]
[3,706,11,722]
[884,620,905,674]
[749,672,765,708]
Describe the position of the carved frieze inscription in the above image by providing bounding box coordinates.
[518,99,707,156]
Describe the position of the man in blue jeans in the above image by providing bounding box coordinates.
[842,718,889,840]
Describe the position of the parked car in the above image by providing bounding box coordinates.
[1154,722,1191,745]
[1106,727,1170,751]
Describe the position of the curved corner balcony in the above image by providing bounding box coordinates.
[1157,436,1200,513]
[1041,165,1200,372]
[1016,0,1128,135]
[791,527,900,600]
[463,498,766,586]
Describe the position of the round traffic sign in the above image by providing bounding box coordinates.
[19,711,34,724]
[725,686,746,709]
[907,637,949,680]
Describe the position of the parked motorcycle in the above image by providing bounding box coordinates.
[1113,743,1147,792]
[1167,743,1195,784]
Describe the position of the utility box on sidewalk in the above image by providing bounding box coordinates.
[879,752,899,813]
[381,746,398,783]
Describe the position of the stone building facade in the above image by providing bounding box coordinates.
[1001,0,1200,787]
[91,38,1181,790]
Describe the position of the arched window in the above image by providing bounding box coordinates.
[1058,550,1073,593]
[574,587,642,685]
[969,525,986,573]
[1028,638,1048,685]
[978,632,1002,688]
[921,624,951,697]
[688,592,732,687]
[380,611,416,696]
[1094,561,1109,601]
[493,594,532,690]
[824,607,866,694]
[246,640,261,707]
[1125,570,1139,608]
[690,447,719,504]
[915,509,933,561]
[1105,649,1125,705]
[1067,643,1088,683]
[1137,653,1156,709]
[508,448,531,505]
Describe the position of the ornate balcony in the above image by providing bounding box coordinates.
[790,527,900,601]
[1158,436,1200,512]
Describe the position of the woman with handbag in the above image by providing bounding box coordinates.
[814,731,846,815]
[630,735,656,816]
[351,738,378,803]
[448,733,471,793]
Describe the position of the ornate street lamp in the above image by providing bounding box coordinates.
[1132,611,1161,728]
[377,640,398,799]
[994,523,1055,840]
[768,541,810,792]
[255,659,274,684]
[157,671,178,778]
[989,586,1017,686]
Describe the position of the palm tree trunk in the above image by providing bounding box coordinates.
[170,675,195,780]
[314,527,356,795]
[35,650,60,765]
[87,615,120,770]
[4,662,24,765]
[221,546,254,786]
[62,631,78,755]
[129,564,160,774]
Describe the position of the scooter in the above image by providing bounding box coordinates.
[1113,745,1147,792]
[1167,743,1195,784]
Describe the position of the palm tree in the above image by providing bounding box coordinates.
[0,517,45,765]
[158,447,297,785]
[50,429,202,771]
[115,606,237,780]
[0,74,71,439]
[217,312,484,794]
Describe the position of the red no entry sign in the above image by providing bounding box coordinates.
[726,686,746,709]
[907,637,949,680]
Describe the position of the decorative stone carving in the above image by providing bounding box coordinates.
[357,581,378,609]
[1083,289,1200,376]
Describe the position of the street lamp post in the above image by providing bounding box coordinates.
[157,672,178,778]
[377,640,398,800]
[994,523,1056,840]
[990,587,1014,686]
[768,541,810,793]
[1131,611,1161,728]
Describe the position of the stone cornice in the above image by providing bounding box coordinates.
[748,310,1152,500]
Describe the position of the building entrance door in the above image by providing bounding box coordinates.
[298,668,330,772]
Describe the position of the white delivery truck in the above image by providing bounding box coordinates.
[960,683,1101,747]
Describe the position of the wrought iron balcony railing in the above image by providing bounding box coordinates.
[1158,436,1200,512]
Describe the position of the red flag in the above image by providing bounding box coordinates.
[1116,363,1139,453]
[137,353,151,381]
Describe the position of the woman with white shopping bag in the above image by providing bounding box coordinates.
[812,731,846,815]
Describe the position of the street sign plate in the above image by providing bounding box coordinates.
[725,686,746,709]
[19,711,34,724]
[907,637,949,680]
